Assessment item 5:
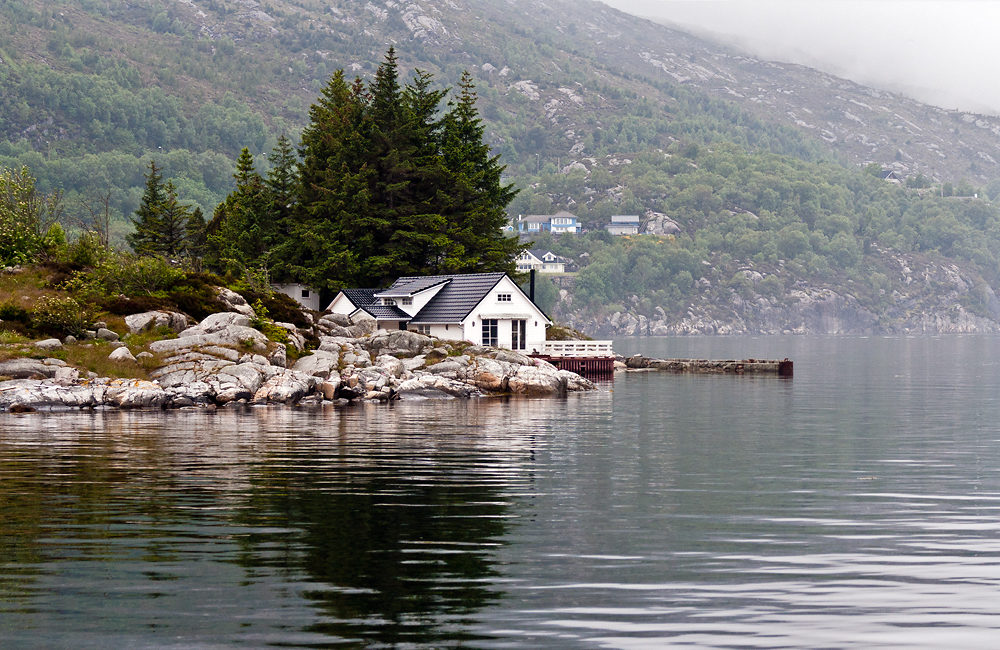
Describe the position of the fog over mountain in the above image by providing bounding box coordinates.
[599,0,1000,116]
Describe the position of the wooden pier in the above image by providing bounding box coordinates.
[532,340,616,376]
[624,356,793,377]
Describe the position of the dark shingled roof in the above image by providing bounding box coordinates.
[341,288,379,307]
[403,272,507,324]
[376,276,449,298]
[354,304,412,321]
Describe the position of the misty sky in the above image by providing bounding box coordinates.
[598,1,1000,116]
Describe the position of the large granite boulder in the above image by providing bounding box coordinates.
[105,379,169,408]
[125,311,189,334]
[150,322,269,354]
[292,350,340,379]
[252,370,316,404]
[215,287,255,317]
[0,359,57,379]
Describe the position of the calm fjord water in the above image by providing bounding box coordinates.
[3,336,1000,648]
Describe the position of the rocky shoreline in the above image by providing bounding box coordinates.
[0,310,596,413]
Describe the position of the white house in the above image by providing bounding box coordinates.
[607,215,640,236]
[516,249,568,274]
[327,273,551,352]
[272,283,321,311]
[517,211,580,234]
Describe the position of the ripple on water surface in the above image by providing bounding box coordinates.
[3,336,1000,648]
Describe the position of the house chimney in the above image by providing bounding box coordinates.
[530,269,536,302]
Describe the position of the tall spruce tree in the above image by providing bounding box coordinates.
[279,69,368,289]
[128,160,167,256]
[205,148,273,273]
[155,181,193,258]
[266,134,298,239]
[128,160,194,259]
[439,71,522,274]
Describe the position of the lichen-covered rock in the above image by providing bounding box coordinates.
[267,343,287,368]
[375,354,405,378]
[506,365,567,395]
[396,374,478,399]
[53,366,79,386]
[320,312,352,327]
[105,379,168,408]
[165,381,215,407]
[150,324,268,354]
[125,311,189,334]
[252,370,316,404]
[218,363,267,394]
[34,338,62,351]
[215,287,255,317]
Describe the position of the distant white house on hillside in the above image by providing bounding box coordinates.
[517,211,580,234]
[607,215,640,236]
[516,249,570,274]
[326,273,551,352]
[272,283,321,311]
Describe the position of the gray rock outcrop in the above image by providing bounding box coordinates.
[125,311,189,334]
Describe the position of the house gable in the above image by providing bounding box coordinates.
[461,274,551,327]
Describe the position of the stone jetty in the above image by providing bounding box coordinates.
[622,355,793,376]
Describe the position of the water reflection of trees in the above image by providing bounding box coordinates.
[232,399,555,648]
[0,396,600,646]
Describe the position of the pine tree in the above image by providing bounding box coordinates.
[128,160,194,259]
[278,70,368,289]
[205,148,272,273]
[439,71,523,274]
[266,134,298,238]
[155,181,192,259]
[184,207,207,265]
[128,160,167,256]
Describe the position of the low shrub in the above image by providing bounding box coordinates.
[99,295,174,315]
[240,289,311,327]
[31,295,93,336]
[0,301,30,323]
[260,322,289,344]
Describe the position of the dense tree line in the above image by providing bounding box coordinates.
[116,51,522,292]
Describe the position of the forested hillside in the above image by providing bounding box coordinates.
[6,0,1000,334]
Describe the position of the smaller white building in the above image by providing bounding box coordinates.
[272,283,321,311]
[607,215,640,236]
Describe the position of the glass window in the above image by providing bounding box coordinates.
[402,297,412,306]
[482,319,498,347]
[497,293,512,302]
[301,289,310,298]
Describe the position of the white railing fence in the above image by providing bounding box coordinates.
[539,340,615,358]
